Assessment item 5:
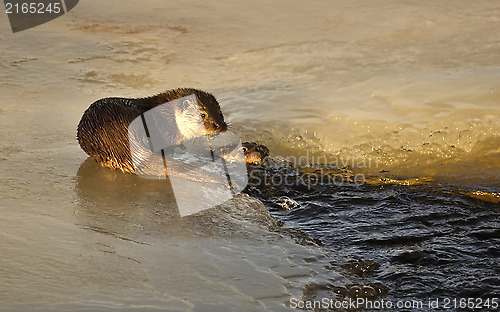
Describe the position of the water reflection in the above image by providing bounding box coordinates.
[75,158,185,234]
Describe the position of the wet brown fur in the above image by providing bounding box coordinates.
[77,88,227,173]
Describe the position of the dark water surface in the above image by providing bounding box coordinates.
[246,163,500,311]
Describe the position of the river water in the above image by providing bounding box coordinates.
[0,0,499,311]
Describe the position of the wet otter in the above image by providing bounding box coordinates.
[77,88,268,175]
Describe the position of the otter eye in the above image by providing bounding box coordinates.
[201,113,206,118]
[242,147,247,152]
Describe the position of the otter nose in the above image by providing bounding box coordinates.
[214,122,227,132]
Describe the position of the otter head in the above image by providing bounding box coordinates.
[194,91,227,134]
[171,91,228,141]
[217,142,269,165]
[241,142,269,165]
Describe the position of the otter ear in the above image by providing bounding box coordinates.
[180,99,192,112]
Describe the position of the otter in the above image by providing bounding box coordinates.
[77,88,268,175]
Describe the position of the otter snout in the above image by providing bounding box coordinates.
[214,121,227,132]
[205,120,227,133]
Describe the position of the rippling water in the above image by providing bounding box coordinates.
[245,162,500,310]
[1,0,499,311]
